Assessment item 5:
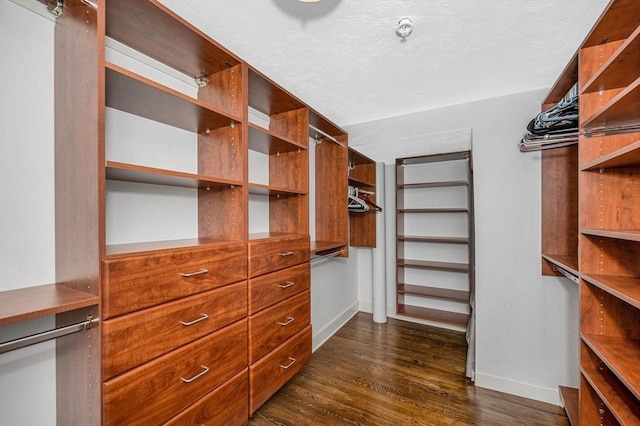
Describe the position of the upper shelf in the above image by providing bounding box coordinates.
[582,77,640,131]
[248,183,307,197]
[106,0,241,79]
[248,66,305,116]
[397,180,468,189]
[581,228,640,242]
[581,0,640,48]
[0,284,99,326]
[248,123,307,155]
[106,63,241,133]
[581,140,640,170]
[582,26,640,94]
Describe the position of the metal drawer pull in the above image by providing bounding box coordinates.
[277,316,295,326]
[278,251,294,257]
[278,281,295,289]
[180,365,210,383]
[180,313,209,326]
[181,269,208,277]
[279,357,296,369]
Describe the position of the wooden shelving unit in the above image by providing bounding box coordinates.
[348,147,377,248]
[540,1,640,423]
[395,151,474,329]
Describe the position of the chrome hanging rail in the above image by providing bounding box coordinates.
[309,124,346,148]
[0,315,99,354]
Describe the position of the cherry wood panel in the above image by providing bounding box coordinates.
[249,290,310,363]
[249,325,312,414]
[248,183,307,196]
[348,175,375,187]
[579,375,619,426]
[541,145,578,276]
[581,137,640,170]
[270,108,309,147]
[348,147,376,248]
[248,234,310,277]
[106,161,242,188]
[316,136,348,251]
[54,1,102,424]
[583,77,640,131]
[105,0,241,78]
[542,52,578,107]
[582,333,640,400]
[580,235,640,277]
[249,263,310,315]
[396,304,469,327]
[308,108,347,139]
[579,41,626,91]
[581,228,640,242]
[558,386,579,426]
[198,63,244,118]
[269,196,310,236]
[105,237,239,256]
[541,254,580,277]
[0,284,99,326]
[103,320,247,426]
[103,281,247,379]
[102,242,247,318]
[165,370,248,426]
[248,123,307,154]
[105,63,239,133]
[398,259,469,272]
[270,150,308,193]
[397,284,469,302]
[582,0,640,48]
[583,26,640,94]
[198,186,247,241]
[198,124,244,182]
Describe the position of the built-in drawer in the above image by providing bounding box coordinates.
[249,325,312,414]
[103,319,247,426]
[102,242,247,318]
[249,290,310,363]
[165,369,248,426]
[248,234,309,277]
[249,262,310,315]
[103,281,247,379]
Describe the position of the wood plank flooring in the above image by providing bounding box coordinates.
[249,312,569,426]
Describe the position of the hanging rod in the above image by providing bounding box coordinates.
[309,124,346,148]
[0,316,99,355]
[552,265,579,285]
[311,249,343,263]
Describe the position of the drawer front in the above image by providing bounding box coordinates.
[103,281,247,379]
[103,319,247,426]
[248,235,309,277]
[103,242,247,318]
[249,325,312,414]
[249,290,310,363]
[249,262,310,314]
[165,369,248,426]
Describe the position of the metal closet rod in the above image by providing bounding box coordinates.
[553,265,579,284]
[311,249,343,263]
[0,316,99,355]
[309,124,345,148]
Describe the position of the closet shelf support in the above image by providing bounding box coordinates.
[0,315,99,354]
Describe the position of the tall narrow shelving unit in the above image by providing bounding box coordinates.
[395,151,474,329]
[539,1,640,423]
[348,148,377,248]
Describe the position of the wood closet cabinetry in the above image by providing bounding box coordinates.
[541,0,640,424]
[348,148,378,247]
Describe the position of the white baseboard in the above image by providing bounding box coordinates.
[475,372,561,406]
[312,301,359,352]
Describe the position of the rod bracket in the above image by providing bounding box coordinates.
[47,0,64,17]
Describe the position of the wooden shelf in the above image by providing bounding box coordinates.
[541,253,579,277]
[248,183,307,197]
[106,161,242,189]
[248,123,307,155]
[397,259,469,272]
[0,284,99,326]
[581,228,640,242]
[582,26,640,94]
[581,140,640,170]
[397,208,468,214]
[397,151,470,165]
[105,63,239,133]
[397,180,468,189]
[582,77,640,131]
[581,0,640,48]
[248,66,305,116]
[559,386,579,425]
[248,232,308,242]
[105,237,241,257]
[348,176,375,187]
[582,333,640,400]
[106,0,241,79]
[396,304,469,327]
[581,368,640,425]
[398,235,469,244]
[582,274,640,310]
[398,284,469,302]
[309,108,347,140]
[542,52,578,107]
[310,240,346,255]
[348,147,374,165]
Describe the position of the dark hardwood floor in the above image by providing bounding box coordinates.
[249,312,569,426]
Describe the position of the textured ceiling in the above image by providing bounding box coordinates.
[159,0,609,126]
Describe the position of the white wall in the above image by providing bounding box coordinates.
[0,2,57,425]
[346,90,580,405]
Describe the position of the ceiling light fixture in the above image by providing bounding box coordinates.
[396,18,413,40]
